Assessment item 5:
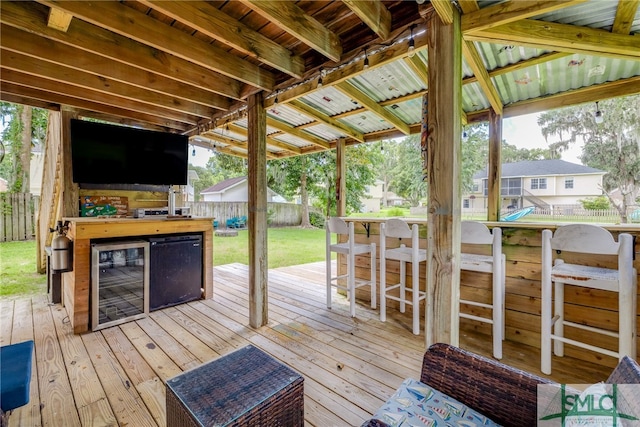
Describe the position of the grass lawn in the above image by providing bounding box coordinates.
[214,226,330,268]
[0,240,47,298]
[1,227,329,297]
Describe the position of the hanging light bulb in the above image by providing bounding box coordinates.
[317,67,324,87]
[192,146,196,156]
[594,101,604,124]
[363,48,369,69]
[408,25,416,58]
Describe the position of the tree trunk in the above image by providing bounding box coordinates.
[19,106,32,193]
[299,171,312,228]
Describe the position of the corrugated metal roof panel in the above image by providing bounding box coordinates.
[270,133,316,149]
[301,86,360,116]
[462,82,491,112]
[475,42,552,71]
[339,110,394,133]
[386,98,424,125]
[303,123,347,141]
[265,104,316,127]
[495,53,640,105]
[347,60,426,102]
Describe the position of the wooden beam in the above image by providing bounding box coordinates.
[431,0,455,25]
[342,0,391,41]
[462,41,503,114]
[0,92,59,111]
[1,49,216,119]
[0,1,243,100]
[266,118,330,149]
[0,69,200,126]
[462,0,587,33]
[487,109,502,222]
[263,29,429,108]
[60,107,78,218]
[1,25,231,112]
[289,99,365,143]
[139,0,304,79]
[458,0,479,14]
[426,9,461,348]
[227,123,301,155]
[47,6,72,31]
[403,55,429,85]
[1,81,189,131]
[612,0,640,34]
[467,19,640,60]
[335,82,411,135]
[247,91,268,329]
[38,0,275,90]
[336,138,346,217]
[240,0,342,62]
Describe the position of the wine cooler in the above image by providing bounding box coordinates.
[91,240,149,331]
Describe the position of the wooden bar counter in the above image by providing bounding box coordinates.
[343,217,640,368]
[62,216,214,334]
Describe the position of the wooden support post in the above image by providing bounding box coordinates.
[487,109,502,221]
[336,137,346,217]
[61,108,78,218]
[247,92,268,328]
[426,9,462,348]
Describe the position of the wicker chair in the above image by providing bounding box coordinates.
[361,343,640,427]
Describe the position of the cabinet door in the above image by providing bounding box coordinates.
[91,241,149,331]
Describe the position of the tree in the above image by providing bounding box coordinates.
[267,155,314,227]
[0,102,49,193]
[389,135,426,206]
[189,165,216,202]
[538,95,640,222]
[205,152,246,182]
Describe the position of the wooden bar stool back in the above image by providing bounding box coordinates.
[325,217,376,318]
[460,221,505,359]
[541,224,637,375]
[379,219,427,335]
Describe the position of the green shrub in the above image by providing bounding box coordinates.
[385,207,405,217]
[579,196,610,210]
[309,211,325,228]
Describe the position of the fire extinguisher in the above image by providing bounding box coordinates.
[50,221,72,272]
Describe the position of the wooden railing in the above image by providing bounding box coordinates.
[0,192,40,242]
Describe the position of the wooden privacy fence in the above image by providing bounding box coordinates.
[463,206,639,223]
[186,201,304,227]
[0,192,40,242]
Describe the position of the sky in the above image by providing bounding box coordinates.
[502,112,583,164]
[188,112,585,168]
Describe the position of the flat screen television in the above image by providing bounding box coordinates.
[70,119,188,185]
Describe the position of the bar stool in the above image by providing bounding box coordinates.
[325,217,376,317]
[380,219,427,335]
[460,221,505,359]
[541,224,637,375]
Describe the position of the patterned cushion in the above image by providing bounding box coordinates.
[371,378,500,427]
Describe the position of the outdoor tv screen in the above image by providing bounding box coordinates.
[70,119,188,186]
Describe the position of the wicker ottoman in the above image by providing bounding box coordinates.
[166,345,304,427]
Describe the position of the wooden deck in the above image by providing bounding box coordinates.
[1,261,612,427]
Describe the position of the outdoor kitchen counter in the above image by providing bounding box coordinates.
[341,217,640,369]
[61,216,214,334]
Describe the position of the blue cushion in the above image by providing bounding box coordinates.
[1,340,34,412]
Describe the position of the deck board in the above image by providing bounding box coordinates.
[2,261,613,427]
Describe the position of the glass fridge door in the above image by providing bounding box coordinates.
[91,240,149,331]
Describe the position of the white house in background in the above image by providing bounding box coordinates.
[464,159,606,212]
[361,180,406,212]
[200,176,285,202]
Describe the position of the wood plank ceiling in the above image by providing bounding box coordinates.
[1,0,639,159]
